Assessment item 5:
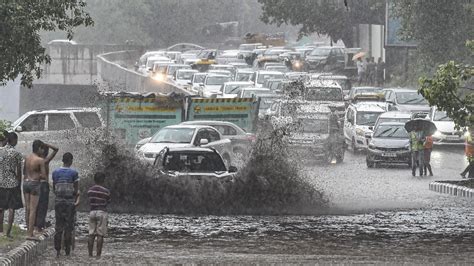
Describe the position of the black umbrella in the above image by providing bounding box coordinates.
[404,119,437,135]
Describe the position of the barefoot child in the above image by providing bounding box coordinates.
[87,172,111,257]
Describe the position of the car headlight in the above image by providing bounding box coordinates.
[356,128,365,136]
[433,131,443,138]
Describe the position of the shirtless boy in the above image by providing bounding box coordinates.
[23,140,47,240]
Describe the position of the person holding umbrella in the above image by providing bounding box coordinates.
[353,52,366,86]
[460,127,474,178]
[405,118,437,177]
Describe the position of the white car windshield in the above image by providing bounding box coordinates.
[356,112,382,126]
[151,128,195,143]
[236,73,252,81]
[206,76,231,85]
[374,125,408,138]
[257,74,284,84]
[396,92,428,105]
[433,110,452,121]
[224,85,244,94]
[306,87,343,101]
[242,90,269,97]
[177,71,195,80]
[193,75,206,84]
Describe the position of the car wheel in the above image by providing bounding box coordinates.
[351,138,358,154]
[366,160,374,168]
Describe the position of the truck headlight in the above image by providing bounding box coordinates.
[356,128,365,136]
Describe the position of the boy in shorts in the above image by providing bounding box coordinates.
[87,172,110,257]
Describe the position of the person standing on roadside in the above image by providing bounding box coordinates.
[460,127,474,178]
[52,152,79,257]
[356,57,365,86]
[423,134,434,176]
[376,57,385,86]
[87,172,111,258]
[367,57,376,85]
[410,125,425,177]
[24,140,47,241]
[35,143,59,233]
[0,133,23,238]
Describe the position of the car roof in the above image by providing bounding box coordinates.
[177,69,198,72]
[165,125,210,130]
[206,74,231,78]
[256,70,284,75]
[353,86,381,90]
[236,69,254,73]
[379,111,412,118]
[313,46,343,49]
[383,88,418,92]
[307,79,342,88]
[223,81,253,85]
[166,147,217,153]
[318,75,348,80]
[242,87,271,92]
[180,120,243,128]
[25,107,100,114]
[351,102,386,112]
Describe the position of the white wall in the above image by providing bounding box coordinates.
[0,77,21,122]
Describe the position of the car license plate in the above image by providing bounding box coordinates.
[446,136,459,141]
[382,153,397,157]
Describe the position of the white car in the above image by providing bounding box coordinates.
[208,69,233,77]
[174,69,198,87]
[218,81,253,98]
[136,125,232,165]
[143,55,172,75]
[429,107,467,145]
[250,70,285,88]
[344,102,386,151]
[234,69,254,82]
[198,74,232,98]
[237,87,272,98]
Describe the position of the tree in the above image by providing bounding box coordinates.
[257,0,385,47]
[392,0,474,69]
[0,0,93,88]
[419,41,474,128]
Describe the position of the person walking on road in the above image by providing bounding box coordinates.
[367,57,376,85]
[356,57,366,86]
[460,128,474,178]
[423,134,434,176]
[87,172,111,258]
[376,57,385,86]
[24,139,47,240]
[52,152,79,256]
[0,132,23,238]
[410,125,425,176]
[35,143,59,233]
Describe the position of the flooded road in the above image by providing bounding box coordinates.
[37,147,473,264]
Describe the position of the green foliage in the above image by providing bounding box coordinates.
[257,0,384,47]
[419,41,474,128]
[0,0,93,88]
[392,0,474,69]
[0,120,11,137]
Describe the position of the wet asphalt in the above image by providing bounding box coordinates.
[35,146,473,264]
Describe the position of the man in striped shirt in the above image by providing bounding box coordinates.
[87,172,110,257]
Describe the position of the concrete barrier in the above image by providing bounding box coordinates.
[0,228,55,266]
[429,181,474,199]
[97,50,191,95]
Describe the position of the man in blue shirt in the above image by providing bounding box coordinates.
[52,152,79,257]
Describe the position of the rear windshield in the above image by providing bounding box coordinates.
[163,152,226,172]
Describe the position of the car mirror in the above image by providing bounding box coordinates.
[15,126,23,132]
[229,166,238,173]
[200,139,209,145]
[368,126,374,131]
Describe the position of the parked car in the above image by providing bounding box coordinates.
[136,125,233,165]
[174,69,198,87]
[366,122,411,168]
[11,108,104,155]
[250,70,285,88]
[218,81,253,98]
[180,121,256,156]
[153,147,237,179]
[383,88,430,116]
[304,46,345,72]
[344,102,386,151]
[428,106,467,145]
[198,74,232,98]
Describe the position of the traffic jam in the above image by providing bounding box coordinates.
[123,36,469,177]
